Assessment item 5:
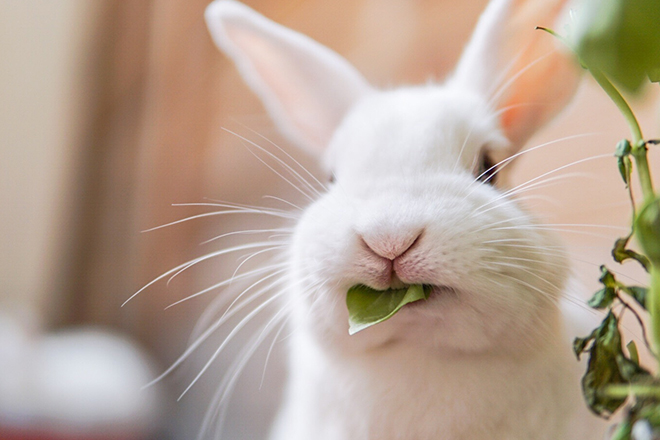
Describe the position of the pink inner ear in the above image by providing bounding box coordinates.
[451,0,583,152]
[226,23,333,150]
[498,43,581,150]
[498,11,581,149]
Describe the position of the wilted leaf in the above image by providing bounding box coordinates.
[346,284,431,335]
[581,312,651,417]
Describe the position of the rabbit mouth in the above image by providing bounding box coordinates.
[406,284,457,308]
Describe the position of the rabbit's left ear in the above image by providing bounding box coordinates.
[205,0,373,155]
[451,0,582,151]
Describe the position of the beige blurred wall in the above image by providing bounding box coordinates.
[0,1,104,325]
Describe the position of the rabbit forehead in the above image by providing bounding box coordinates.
[324,85,506,179]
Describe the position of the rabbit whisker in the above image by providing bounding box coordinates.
[201,227,292,245]
[237,122,329,193]
[166,242,288,286]
[224,127,323,199]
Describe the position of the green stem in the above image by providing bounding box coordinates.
[589,68,643,144]
[634,148,656,204]
[605,383,660,399]
[650,267,660,358]
[589,68,655,203]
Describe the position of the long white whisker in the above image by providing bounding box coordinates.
[188,262,288,341]
[197,312,288,440]
[223,128,321,199]
[485,50,553,110]
[260,317,289,390]
[232,245,287,280]
[123,242,283,306]
[262,195,304,211]
[142,209,295,233]
[474,153,612,214]
[173,201,289,214]
[470,133,598,189]
[200,227,292,245]
[145,277,289,391]
[235,123,329,192]
[165,242,286,286]
[165,266,287,310]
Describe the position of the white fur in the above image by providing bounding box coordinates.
[204,0,604,439]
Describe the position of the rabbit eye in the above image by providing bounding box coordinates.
[475,150,497,185]
[328,172,336,184]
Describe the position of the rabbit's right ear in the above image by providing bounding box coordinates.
[205,1,373,155]
[451,0,581,152]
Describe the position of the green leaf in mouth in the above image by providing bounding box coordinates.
[346,284,432,335]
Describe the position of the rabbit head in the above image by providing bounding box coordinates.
[205,0,582,355]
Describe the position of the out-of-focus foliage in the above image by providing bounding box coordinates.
[569,0,660,92]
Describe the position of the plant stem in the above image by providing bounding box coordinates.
[605,383,660,399]
[634,149,656,204]
[589,68,655,203]
[650,267,660,358]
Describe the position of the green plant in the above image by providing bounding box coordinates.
[542,0,660,437]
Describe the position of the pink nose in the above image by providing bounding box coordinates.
[360,230,422,260]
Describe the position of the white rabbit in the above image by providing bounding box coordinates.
[203,0,606,439]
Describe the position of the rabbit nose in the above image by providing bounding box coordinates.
[360,230,423,261]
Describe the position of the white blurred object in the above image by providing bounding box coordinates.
[0,312,162,438]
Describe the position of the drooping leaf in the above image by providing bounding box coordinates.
[580,312,651,418]
[612,238,651,272]
[614,140,633,185]
[346,284,431,335]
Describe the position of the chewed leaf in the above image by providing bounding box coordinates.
[346,284,431,335]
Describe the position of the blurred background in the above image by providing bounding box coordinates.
[1,0,658,439]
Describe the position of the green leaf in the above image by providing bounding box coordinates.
[570,0,660,92]
[621,286,648,309]
[588,287,617,309]
[574,329,598,359]
[580,312,651,417]
[627,340,639,365]
[616,157,632,186]
[599,265,617,288]
[612,238,651,272]
[636,197,660,265]
[649,67,660,83]
[615,140,633,185]
[609,419,632,440]
[615,139,632,157]
[346,284,431,335]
